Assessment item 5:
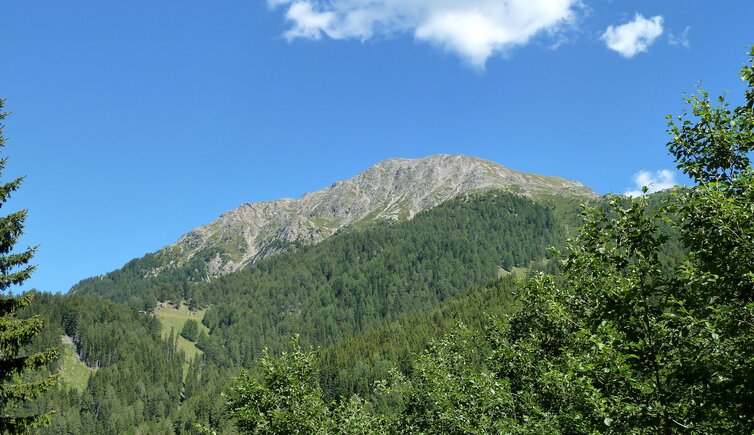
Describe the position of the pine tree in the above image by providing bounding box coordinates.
[0,99,58,432]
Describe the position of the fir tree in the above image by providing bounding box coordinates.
[0,99,58,433]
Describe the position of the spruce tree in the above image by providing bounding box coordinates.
[0,99,58,432]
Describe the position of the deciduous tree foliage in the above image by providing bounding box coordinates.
[399,46,754,433]
[0,100,58,433]
[228,336,388,435]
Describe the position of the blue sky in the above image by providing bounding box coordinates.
[2,1,753,293]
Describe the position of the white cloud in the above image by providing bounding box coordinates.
[602,13,663,58]
[624,169,676,197]
[269,0,581,69]
[668,26,690,49]
[283,2,336,40]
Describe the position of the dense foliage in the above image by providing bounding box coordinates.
[318,276,519,401]
[71,248,217,308]
[191,191,566,368]
[20,294,187,433]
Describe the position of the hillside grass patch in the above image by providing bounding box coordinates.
[154,302,209,361]
[59,336,93,392]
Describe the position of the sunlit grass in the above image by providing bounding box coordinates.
[59,337,93,392]
[154,302,209,361]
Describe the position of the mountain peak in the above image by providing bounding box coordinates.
[74,155,595,287]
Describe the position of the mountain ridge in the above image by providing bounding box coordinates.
[72,154,595,294]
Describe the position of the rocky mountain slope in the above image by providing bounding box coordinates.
[72,154,595,293]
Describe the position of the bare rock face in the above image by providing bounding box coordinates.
[149,155,595,279]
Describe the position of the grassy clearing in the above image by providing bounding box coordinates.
[154,302,209,362]
[59,336,92,392]
[497,266,529,278]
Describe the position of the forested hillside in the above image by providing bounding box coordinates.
[17,189,586,433]
[317,276,521,401]
[70,154,594,305]
[21,294,193,433]
[190,191,568,366]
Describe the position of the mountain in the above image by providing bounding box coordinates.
[71,154,595,299]
[46,155,598,433]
